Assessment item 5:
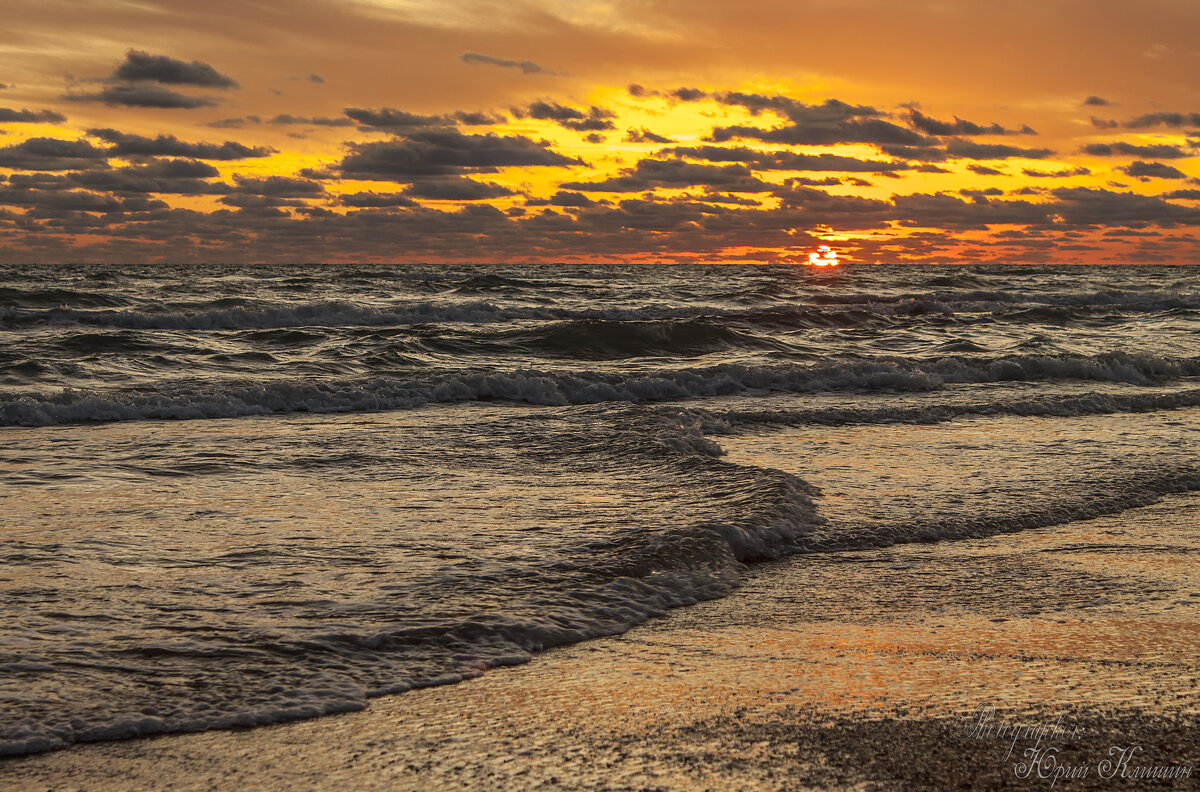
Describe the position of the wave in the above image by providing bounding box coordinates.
[679,388,1200,431]
[4,352,1198,426]
[4,290,1196,332]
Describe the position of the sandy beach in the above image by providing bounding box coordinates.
[6,492,1198,791]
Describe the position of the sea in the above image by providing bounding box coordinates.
[1,261,1197,756]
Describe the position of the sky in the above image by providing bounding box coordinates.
[1,0,1199,265]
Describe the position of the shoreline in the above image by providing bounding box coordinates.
[5,493,1199,791]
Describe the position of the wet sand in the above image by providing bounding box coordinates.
[5,494,1199,791]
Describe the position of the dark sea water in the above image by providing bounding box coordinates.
[1,262,1198,755]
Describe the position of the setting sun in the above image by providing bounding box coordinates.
[807,246,840,267]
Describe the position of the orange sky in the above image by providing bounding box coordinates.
[1,0,1198,264]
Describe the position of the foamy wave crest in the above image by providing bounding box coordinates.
[801,465,1200,551]
[0,300,553,330]
[682,388,1200,431]
[815,289,1200,312]
[4,353,1198,426]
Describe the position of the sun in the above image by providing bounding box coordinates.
[807,245,839,267]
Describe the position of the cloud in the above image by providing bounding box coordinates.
[269,114,354,127]
[404,177,514,200]
[459,52,554,75]
[68,159,227,194]
[1120,161,1189,180]
[87,129,274,159]
[0,137,108,170]
[335,130,581,179]
[453,111,506,125]
[65,85,218,109]
[207,116,262,129]
[1083,96,1110,106]
[707,97,932,148]
[788,176,841,187]
[1123,112,1200,128]
[563,158,772,193]
[338,191,419,208]
[232,175,325,196]
[308,74,324,84]
[1050,187,1200,227]
[624,128,673,144]
[112,50,238,88]
[907,109,1034,136]
[517,101,616,132]
[344,107,448,129]
[1082,141,1190,158]
[944,141,1054,159]
[967,164,1006,175]
[1022,166,1091,178]
[0,108,67,123]
[665,145,910,172]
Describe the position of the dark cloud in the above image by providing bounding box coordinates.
[1050,187,1200,227]
[583,133,605,144]
[232,175,325,196]
[879,144,949,162]
[1022,166,1091,178]
[624,128,672,144]
[220,195,307,209]
[0,137,108,170]
[665,145,910,172]
[65,85,218,109]
[1082,141,1190,158]
[788,176,841,187]
[891,192,1049,229]
[338,191,418,208]
[207,116,261,129]
[68,159,226,194]
[1089,117,1119,129]
[269,114,354,127]
[0,187,125,213]
[404,177,514,200]
[459,52,553,75]
[907,109,1034,136]
[944,141,1053,159]
[563,158,771,193]
[546,190,598,208]
[1123,112,1200,128]
[1165,189,1200,199]
[88,129,274,160]
[336,130,581,179]
[112,50,238,88]
[1083,96,1111,106]
[453,111,506,126]
[672,87,707,101]
[967,164,1006,175]
[0,108,66,123]
[1120,160,1189,180]
[517,101,615,132]
[344,107,447,129]
[308,74,324,84]
[706,95,930,147]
